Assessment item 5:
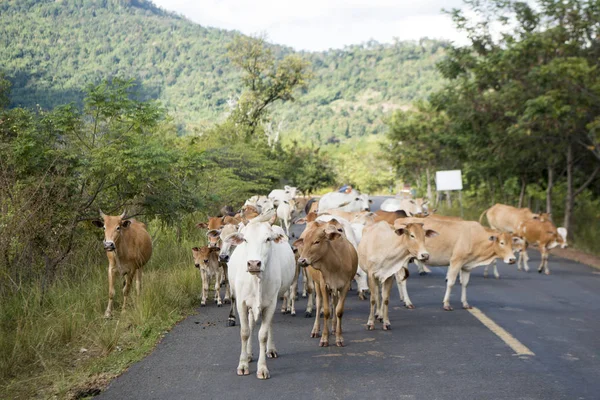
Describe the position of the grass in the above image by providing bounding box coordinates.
[0,226,203,399]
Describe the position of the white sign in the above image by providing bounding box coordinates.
[436,170,463,191]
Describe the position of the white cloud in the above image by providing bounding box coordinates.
[152,0,469,51]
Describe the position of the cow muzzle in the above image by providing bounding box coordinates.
[418,253,430,261]
[103,241,116,252]
[194,264,200,269]
[506,257,516,265]
[247,260,262,273]
[219,254,230,263]
[298,257,309,267]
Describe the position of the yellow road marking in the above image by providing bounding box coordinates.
[468,307,535,356]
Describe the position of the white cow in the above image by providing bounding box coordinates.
[276,200,294,237]
[225,214,296,380]
[318,191,371,213]
[269,186,297,206]
[244,195,275,213]
[380,198,429,215]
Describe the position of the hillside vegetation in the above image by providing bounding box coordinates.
[0,0,447,138]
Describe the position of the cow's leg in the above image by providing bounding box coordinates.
[257,305,275,379]
[200,269,208,306]
[366,273,379,330]
[398,268,414,309]
[483,264,490,278]
[135,268,142,296]
[305,273,314,318]
[355,267,368,300]
[266,305,278,359]
[381,276,394,330]
[319,284,331,347]
[214,270,223,306]
[281,290,289,314]
[227,296,237,327]
[416,260,431,275]
[236,302,251,376]
[521,249,530,272]
[290,264,300,311]
[311,280,322,337]
[540,247,550,275]
[121,272,133,313]
[493,261,500,279]
[334,282,351,347]
[104,263,118,318]
[330,290,338,333]
[301,269,308,298]
[460,268,472,309]
[222,264,231,304]
[443,264,460,311]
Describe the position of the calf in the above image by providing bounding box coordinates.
[516,220,567,275]
[276,199,295,237]
[403,218,520,310]
[192,246,230,306]
[479,203,548,233]
[358,221,436,330]
[294,221,358,347]
[225,215,295,379]
[92,210,152,318]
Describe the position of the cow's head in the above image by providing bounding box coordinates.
[192,246,220,269]
[511,235,526,253]
[284,185,298,199]
[489,232,518,264]
[393,221,438,261]
[197,216,224,230]
[223,222,285,274]
[206,229,221,248]
[293,221,343,270]
[557,227,568,248]
[218,223,241,263]
[92,210,132,252]
[354,193,372,211]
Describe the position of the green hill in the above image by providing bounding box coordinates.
[0,0,447,140]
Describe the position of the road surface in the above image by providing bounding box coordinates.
[100,197,600,400]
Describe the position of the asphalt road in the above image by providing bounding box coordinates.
[100,197,600,400]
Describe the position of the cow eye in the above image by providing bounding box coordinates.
[116,226,121,231]
[314,240,320,244]
[500,241,505,246]
[410,234,415,239]
[266,237,271,242]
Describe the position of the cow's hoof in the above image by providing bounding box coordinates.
[383,323,391,331]
[545,271,551,275]
[302,293,307,298]
[495,276,500,280]
[305,311,313,318]
[311,331,320,338]
[405,304,415,309]
[538,269,543,274]
[319,340,329,347]
[217,303,222,307]
[256,368,270,380]
[366,323,374,331]
[200,303,206,307]
[266,350,278,358]
[227,319,236,327]
[443,305,453,311]
[462,304,473,309]
[224,298,231,304]
[419,271,428,276]
[358,293,366,301]
[291,311,296,317]
[336,340,344,347]
[377,317,383,323]
[237,364,250,376]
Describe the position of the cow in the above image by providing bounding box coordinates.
[224,212,295,379]
[402,218,521,310]
[304,197,320,215]
[191,245,230,307]
[371,209,409,225]
[479,203,549,233]
[515,219,568,275]
[287,245,315,317]
[92,210,152,318]
[358,221,437,330]
[482,227,527,279]
[268,185,297,206]
[294,220,358,347]
[380,198,429,216]
[244,195,275,213]
[276,199,295,237]
[197,215,241,230]
[318,191,371,213]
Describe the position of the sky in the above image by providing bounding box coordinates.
[151,0,470,51]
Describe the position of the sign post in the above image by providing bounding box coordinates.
[435,170,463,218]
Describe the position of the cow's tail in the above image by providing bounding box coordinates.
[479,207,491,225]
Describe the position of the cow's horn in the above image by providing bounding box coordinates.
[99,209,106,218]
[250,208,276,224]
[120,210,127,219]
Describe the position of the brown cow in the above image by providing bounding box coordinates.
[293,221,358,347]
[516,219,567,275]
[403,218,522,310]
[358,221,437,330]
[92,210,152,318]
[192,245,230,306]
[480,203,549,233]
[197,215,242,230]
[372,209,409,225]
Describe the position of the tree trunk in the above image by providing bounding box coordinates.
[425,167,434,204]
[546,165,554,214]
[446,191,452,207]
[518,177,526,208]
[564,142,573,233]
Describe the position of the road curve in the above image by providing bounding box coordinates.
[99,197,600,400]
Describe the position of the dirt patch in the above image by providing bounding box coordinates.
[67,373,114,399]
[549,248,600,270]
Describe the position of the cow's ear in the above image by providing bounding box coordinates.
[425,229,439,238]
[423,200,429,205]
[209,246,221,252]
[92,220,104,228]
[196,222,208,229]
[192,247,199,252]
[207,229,221,238]
[512,236,524,245]
[225,233,245,246]
[410,200,416,204]
[488,235,497,242]
[326,230,342,241]
[121,220,131,228]
[394,223,407,236]
[292,238,304,249]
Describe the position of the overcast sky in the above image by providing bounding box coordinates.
[152,0,470,51]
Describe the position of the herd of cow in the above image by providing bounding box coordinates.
[92,185,568,380]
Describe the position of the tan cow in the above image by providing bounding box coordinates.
[192,245,230,306]
[92,210,152,318]
[402,218,521,310]
[516,219,567,275]
[358,221,437,330]
[479,203,550,233]
[197,215,241,230]
[293,221,358,347]
[372,210,409,225]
